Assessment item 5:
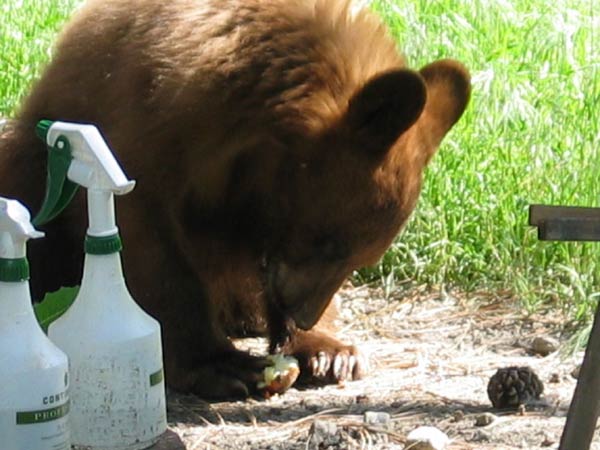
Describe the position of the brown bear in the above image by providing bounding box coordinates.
[0,0,470,398]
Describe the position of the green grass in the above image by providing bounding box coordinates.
[0,0,81,114]
[361,0,600,322]
[1,0,600,324]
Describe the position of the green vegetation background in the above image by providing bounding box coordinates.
[1,0,599,324]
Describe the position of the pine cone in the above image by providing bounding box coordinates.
[487,366,544,409]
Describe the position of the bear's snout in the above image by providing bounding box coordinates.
[267,259,348,330]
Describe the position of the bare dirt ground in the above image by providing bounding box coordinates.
[157,285,598,450]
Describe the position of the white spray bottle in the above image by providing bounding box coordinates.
[33,120,167,450]
[0,197,70,450]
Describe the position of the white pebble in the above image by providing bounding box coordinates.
[364,411,391,429]
[405,426,449,450]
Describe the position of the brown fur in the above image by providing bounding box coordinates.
[0,0,470,398]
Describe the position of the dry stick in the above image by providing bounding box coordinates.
[559,301,600,450]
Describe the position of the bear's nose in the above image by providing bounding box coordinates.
[270,261,347,330]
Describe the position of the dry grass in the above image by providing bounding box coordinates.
[161,285,592,450]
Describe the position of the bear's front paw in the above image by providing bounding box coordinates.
[308,346,366,383]
[284,330,369,384]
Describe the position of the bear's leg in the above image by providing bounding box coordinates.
[140,274,272,399]
[120,216,271,399]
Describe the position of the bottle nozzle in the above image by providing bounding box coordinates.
[0,198,44,281]
[35,120,53,141]
[0,198,44,241]
[33,120,135,239]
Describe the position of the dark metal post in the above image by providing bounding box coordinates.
[559,302,600,449]
[528,205,600,449]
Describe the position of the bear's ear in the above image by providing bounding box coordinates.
[418,59,471,148]
[345,69,427,156]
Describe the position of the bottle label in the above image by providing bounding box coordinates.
[0,388,70,450]
[16,400,70,424]
[149,368,164,387]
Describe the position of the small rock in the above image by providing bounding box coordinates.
[472,429,491,442]
[364,411,391,429]
[303,398,321,411]
[152,430,186,450]
[452,410,465,422]
[309,419,340,447]
[571,364,581,379]
[549,372,561,383]
[356,394,370,405]
[405,426,449,450]
[474,412,497,427]
[531,336,559,356]
[541,435,556,447]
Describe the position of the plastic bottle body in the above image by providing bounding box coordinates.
[48,253,167,450]
[0,281,70,450]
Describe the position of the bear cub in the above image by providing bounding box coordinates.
[0,0,470,398]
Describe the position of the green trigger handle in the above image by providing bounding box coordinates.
[32,120,80,226]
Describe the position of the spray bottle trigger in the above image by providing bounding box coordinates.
[33,135,80,227]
